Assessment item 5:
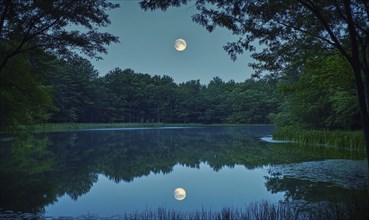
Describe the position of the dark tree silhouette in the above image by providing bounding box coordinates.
[0,0,120,72]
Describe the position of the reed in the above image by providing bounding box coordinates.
[49,203,302,220]
[74,197,369,220]
[273,127,365,150]
[2,195,368,220]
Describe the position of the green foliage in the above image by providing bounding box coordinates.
[272,53,360,130]
[176,80,206,123]
[0,133,56,212]
[99,68,179,123]
[42,64,280,124]
[1,49,281,131]
[0,0,119,70]
[226,78,280,124]
[0,50,54,132]
[46,56,98,123]
[0,0,119,132]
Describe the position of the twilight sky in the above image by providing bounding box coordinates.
[90,1,255,84]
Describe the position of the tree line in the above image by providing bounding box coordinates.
[44,51,359,130]
[44,56,280,125]
[0,48,361,131]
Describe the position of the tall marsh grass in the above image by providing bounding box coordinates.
[2,195,368,220]
[51,195,369,220]
[273,127,365,150]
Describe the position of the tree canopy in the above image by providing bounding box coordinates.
[0,0,119,72]
[140,1,368,74]
[44,62,280,125]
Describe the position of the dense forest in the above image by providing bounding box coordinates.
[0,50,361,131]
[0,52,280,125]
[0,0,366,135]
[45,56,282,124]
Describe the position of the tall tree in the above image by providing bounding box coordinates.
[46,56,99,123]
[0,49,54,130]
[204,77,230,123]
[226,79,279,124]
[140,0,369,168]
[272,53,360,130]
[176,80,206,123]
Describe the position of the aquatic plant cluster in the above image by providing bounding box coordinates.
[273,127,365,150]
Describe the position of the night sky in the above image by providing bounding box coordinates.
[90,1,255,84]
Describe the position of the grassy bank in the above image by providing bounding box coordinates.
[273,127,365,150]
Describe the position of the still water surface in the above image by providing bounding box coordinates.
[0,126,367,218]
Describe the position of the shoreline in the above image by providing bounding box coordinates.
[29,123,274,133]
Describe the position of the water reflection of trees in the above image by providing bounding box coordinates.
[0,126,365,213]
[0,134,56,212]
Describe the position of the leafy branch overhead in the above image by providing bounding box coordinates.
[0,0,120,71]
[0,0,119,131]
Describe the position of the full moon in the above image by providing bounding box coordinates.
[174,39,187,51]
[174,188,186,200]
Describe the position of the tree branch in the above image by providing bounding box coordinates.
[296,0,352,61]
[0,0,11,35]
[273,18,337,48]
[23,11,48,39]
[24,16,64,43]
[360,0,369,19]
[0,16,64,72]
[333,0,347,22]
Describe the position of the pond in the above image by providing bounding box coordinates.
[0,126,368,219]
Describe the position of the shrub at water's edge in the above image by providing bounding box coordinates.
[273,127,365,150]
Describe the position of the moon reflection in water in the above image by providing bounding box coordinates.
[174,187,186,200]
